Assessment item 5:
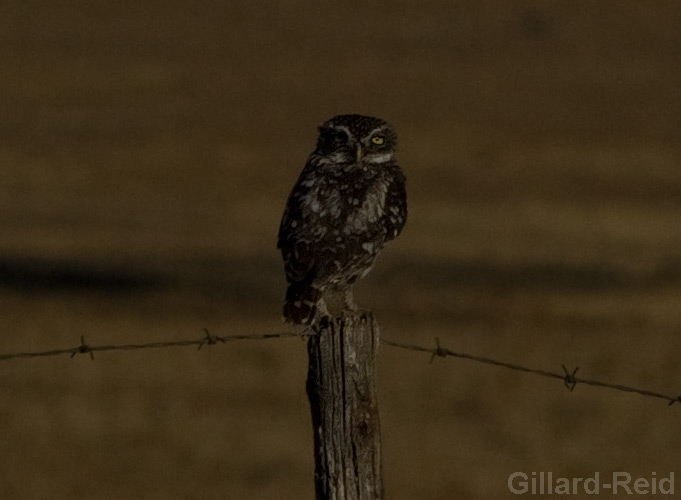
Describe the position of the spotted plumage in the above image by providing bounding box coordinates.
[278,114,407,324]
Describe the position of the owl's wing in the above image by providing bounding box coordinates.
[383,167,407,241]
[277,195,295,250]
[277,167,317,283]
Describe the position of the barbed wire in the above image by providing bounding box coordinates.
[0,330,312,362]
[382,338,681,407]
[0,328,678,407]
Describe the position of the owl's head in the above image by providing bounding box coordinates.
[314,114,397,165]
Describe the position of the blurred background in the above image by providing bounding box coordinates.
[1,1,680,498]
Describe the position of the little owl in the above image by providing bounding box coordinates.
[278,114,407,325]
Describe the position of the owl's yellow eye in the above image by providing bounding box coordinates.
[371,136,385,145]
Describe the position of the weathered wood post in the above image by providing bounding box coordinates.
[306,312,383,500]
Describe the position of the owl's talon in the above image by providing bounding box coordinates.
[341,307,370,320]
[343,288,359,311]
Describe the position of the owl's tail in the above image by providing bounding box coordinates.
[283,282,322,325]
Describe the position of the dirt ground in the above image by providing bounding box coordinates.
[1,2,681,499]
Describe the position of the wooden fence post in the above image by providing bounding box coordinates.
[306,313,383,500]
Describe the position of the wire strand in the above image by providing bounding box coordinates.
[0,329,678,407]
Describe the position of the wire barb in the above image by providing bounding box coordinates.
[429,337,448,364]
[198,329,226,350]
[70,335,94,360]
[561,364,579,392]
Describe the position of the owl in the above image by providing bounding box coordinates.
[277,114,407,325]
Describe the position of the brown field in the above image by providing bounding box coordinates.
[1,2,681,498]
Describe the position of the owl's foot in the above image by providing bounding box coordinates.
[343,288,358,312]
[341,288,371,320]
[312,299,332,326]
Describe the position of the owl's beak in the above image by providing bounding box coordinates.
[355,144,363,163]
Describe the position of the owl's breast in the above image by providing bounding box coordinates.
[342,176,389,233]
[291,164,393,246]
